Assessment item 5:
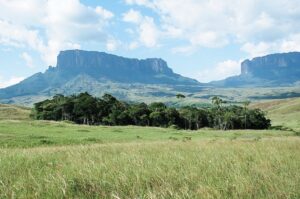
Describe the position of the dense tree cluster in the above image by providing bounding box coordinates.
[32,93,271,130]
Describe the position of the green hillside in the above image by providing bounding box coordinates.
[0,104,31,120]
[251,97,300,131]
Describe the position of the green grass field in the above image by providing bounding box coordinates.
[0,99,299,198]
[252,97,300,132]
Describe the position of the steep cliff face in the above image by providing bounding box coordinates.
[212,52,300,87]
[55,50,197,84]
[0,50,199,99]
[56,50,173,77]
[241,52,300,81]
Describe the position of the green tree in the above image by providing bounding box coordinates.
[176,94,186,99]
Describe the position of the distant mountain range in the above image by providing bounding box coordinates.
[211,52,300,87]
[0,50,300,105]
[0,50,199,99]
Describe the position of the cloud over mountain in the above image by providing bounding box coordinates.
[0,0,114,66]
[124,0,300,54]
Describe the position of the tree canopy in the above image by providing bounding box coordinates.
[32,93,271,130]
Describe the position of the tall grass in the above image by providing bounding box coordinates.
[0,104,31,120]
[0,138,299,198]
[0,100,299,198]
[251,97,300,132]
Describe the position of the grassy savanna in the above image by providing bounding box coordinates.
[0,104,31,120]
[0,100,299,198]
[252,97,300,132]
[0,120,294,148]
[1,138,299,198]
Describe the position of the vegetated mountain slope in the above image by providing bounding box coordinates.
[0,104,31,120]
[211,52,300,87]
[251,97,300,131]
[0,50,200,100]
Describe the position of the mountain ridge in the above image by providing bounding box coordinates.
[0,50,300,105]
[0,50,200,99]
[211,52,300,87]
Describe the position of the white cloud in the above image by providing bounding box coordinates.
[43,0,113,43]
[139,17,159,47]
[125,0,154,8]
[128,41,139,50]
[0,20,44,50]
[189,31,229,48]
[123,9,160,48]
[125,0,300,54]
[196,60,241,83]
[106,39,120,51]
[0,0,114,66]
[123,9,142,24]
[0,0,44,26]
[0,76,25,88]
[42,40,81,66]
[95,6,114,19]
[241,33,300,58]
[21,52,34,68]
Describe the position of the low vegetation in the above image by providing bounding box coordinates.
[0,98,299,198]
[251,97,300,132]
[32,93,271,130]
[0,104,31,120]
[0,120,292,148]
[0,137,299,198]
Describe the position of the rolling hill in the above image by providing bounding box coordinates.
[251,97,300,131]
[0,104,31,120]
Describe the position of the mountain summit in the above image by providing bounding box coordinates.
[55,50,190,83]
[211,52,300,87]
[1,50,299,105]
[0,50,199,99]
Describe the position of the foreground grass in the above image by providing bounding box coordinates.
[0,120,295,148]
[0,138,299,198]
[0,101,299,198]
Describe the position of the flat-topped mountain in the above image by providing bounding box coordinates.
[56,50,176,82]
[212,52,300,87]
[0,50,199,99]
[1,50,300,106]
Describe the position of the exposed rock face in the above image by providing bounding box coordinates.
[212,52,300,87]
[0,50,199,99]
[241,52,300,80]
[56,50,175,82]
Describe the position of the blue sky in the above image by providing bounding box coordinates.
[0,0,300,88]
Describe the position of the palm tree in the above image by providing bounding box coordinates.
[212,96,223,109]
[242,100,251,129]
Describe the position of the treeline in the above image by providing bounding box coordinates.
[32,93,271,130]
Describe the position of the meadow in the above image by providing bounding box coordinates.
[0,98,299,198]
